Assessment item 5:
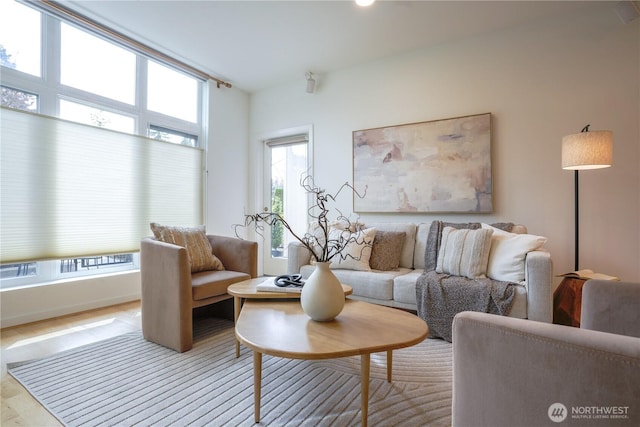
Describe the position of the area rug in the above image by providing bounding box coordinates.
[8,317,452,426]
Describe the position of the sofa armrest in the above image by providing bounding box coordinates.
[287,241,312,274]
[140,237,193,351]
[452,311,640,427]
[524,250,553,323]
[207,235,258,278]
[581,280,640,338]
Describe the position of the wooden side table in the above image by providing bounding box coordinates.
[553,277,587,327]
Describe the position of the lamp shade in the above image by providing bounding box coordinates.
[562,130,613,170]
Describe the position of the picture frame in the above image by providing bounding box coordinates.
[353,113,492,213]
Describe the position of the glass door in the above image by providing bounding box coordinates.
[263,134,309,275]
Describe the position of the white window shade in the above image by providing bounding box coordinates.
[1,107,204,263]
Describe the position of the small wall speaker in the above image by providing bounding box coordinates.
[615,1,640,24]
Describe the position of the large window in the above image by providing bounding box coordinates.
[0,1,206,289]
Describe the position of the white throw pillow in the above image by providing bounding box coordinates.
[436,227,494,279]
[329,227,376,271]
[481,223,547,283]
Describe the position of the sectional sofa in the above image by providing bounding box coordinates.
[287,222,553,323]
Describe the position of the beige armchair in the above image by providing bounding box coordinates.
[141,234,257,352]
[452,279,640,426]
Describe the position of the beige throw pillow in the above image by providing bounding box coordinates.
[436,227,493,279]
[369,231,406,271]
[329,227,376,271]
[150,223,225,273]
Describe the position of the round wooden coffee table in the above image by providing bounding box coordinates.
[227,277,352,357]
[235,299,428,427]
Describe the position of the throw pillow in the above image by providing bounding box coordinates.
[150,223,225,273]
[369,231,406,271]
[481,223,547,283]
[329,227,376,271]
[424,221,481,271]
[435,227,493,279]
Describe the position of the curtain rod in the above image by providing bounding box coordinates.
[22,0,232,89]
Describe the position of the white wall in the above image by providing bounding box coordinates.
[206,84,252,238]
[249,8,640,284]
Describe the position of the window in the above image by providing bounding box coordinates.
[60,23,136,105]
[59,254,135,275]
[1,86,38,111]
[147,60,199,122]
[0,1,41,76]
[149,125,197,147]
[59,99,135,133]
[0,1,206,290]
[0,263,37,279]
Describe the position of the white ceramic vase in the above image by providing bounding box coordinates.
[300,261,345,321]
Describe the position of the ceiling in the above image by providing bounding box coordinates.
[64,1,618,93]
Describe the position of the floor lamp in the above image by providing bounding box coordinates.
[561,125,613,271]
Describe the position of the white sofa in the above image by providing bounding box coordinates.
[287,222,553,322]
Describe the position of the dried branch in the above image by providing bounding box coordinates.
[234,174,369,263]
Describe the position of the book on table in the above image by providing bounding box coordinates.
[255,277,303,293]
[557,269,619,281]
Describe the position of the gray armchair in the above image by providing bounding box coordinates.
[452,279,640,426]
[141,235,257,352]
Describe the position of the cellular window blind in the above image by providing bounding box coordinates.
[0,107,204,263]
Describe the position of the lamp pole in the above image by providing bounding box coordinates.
[574,169,579,271]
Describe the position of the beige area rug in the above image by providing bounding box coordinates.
[8,317,452,426]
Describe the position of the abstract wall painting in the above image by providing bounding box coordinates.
[353,113,492,213]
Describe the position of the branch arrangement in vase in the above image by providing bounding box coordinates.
[235,174,371,263]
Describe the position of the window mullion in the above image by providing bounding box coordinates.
[40,12,59,116]
[136,57,147,135]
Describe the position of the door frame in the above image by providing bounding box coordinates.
[255,124,314,276]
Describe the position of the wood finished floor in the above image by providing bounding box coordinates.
[1,301,143,426]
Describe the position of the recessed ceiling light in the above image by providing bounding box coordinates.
[356,0,375,7]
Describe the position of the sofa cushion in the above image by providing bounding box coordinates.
[150,223,225,273]
[329,227,376,271]
[301,265,409,301]
[393,269,424,305]
[436,227,493,279]
[191,270,249,301]
[369,230,406,271]
[366,223,417,269]
[481,223,547,283]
